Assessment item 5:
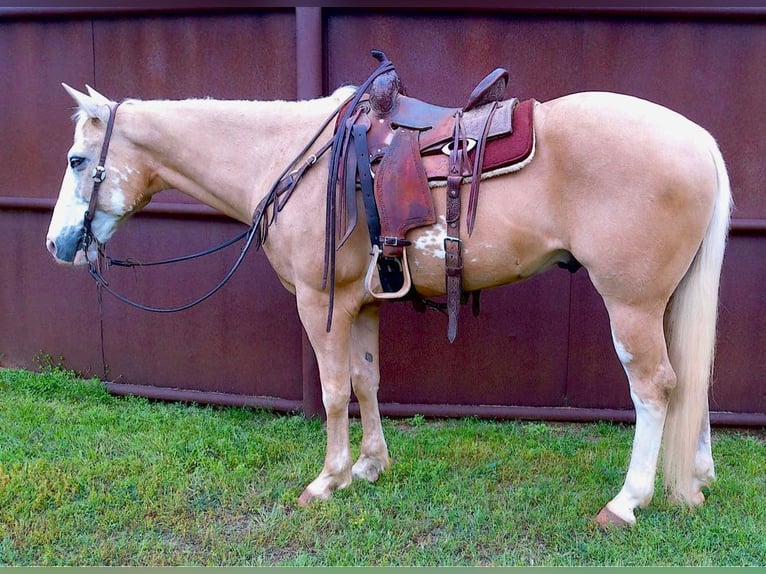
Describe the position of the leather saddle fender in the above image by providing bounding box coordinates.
[374,127,435,258]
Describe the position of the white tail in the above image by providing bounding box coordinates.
[662,133,732,503]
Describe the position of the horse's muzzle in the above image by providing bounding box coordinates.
[46,225,90,266]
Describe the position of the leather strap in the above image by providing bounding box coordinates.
[338,108,365,246]
[353,123,381,249]
[466,100,499,236]
[445,111,465,343]
[324,51,396,332]
[83,101,121,244]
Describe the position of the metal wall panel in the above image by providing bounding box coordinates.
[0,17,94,200]
[714,234,766,415]
[578,16,766,219]
[81,11,304,399]
[98,214,304,400]
[565,272,633,411]
[92,10,296,102]
[0,18,101,372]
[0,208,103,373]
[378,272,571,407]
[0,10,304,404]
[1,7,764,423]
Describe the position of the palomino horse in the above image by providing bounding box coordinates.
[46,75,730,527]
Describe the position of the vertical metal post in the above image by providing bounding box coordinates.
[295,7,323,100]
[296,7,325,419]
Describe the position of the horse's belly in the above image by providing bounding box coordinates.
[407,221,562,296]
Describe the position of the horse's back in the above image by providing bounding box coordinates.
[539,91,716,180]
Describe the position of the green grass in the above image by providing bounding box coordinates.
[0,367,763,566]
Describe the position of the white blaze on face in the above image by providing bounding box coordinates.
[46,158,95,264]
[47,164,88,240]
[47,85,134,264]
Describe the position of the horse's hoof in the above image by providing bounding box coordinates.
[297,488,326,507]
[352,463,379,483]
[352,455,388,483]
[595,506,632,528]
[297,490,314,507]
[690,490,706,506]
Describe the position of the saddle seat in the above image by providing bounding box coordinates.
[367,92,529,179]
[365,67,516,167]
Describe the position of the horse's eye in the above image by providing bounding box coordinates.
[69,156,85,170]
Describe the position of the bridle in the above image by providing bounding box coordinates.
[81,101,121,253]
[82,95,346,314]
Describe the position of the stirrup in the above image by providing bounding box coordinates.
[364,244,412,300]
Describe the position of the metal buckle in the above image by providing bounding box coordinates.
[91,165,107,184]
[380,236,411,248]
[443,236,462,249]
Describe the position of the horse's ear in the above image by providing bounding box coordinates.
[85,84,113,106]
[62,83,111,123]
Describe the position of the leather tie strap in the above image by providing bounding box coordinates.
[445,110,466,343]
[466,100,499,236]
[353,122,381,249]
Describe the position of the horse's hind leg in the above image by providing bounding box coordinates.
[350,303,391,482]
[692,411,715,503]
[596,302,676,527]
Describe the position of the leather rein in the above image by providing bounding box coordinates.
[83,97,344,313]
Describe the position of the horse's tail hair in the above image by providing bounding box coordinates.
[662,132,732,504]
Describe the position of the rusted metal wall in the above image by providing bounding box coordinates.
[1,7,764,425]
[0,8,306,411]
[325,8,766,424]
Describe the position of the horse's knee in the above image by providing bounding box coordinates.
[351,369,379,401]
[322,385,350,418]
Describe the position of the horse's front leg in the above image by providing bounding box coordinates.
[350,303,390,483]
[295,285,355,506]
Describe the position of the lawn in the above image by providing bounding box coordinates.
[0,367,763,566]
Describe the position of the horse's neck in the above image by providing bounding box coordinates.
[124,96,342,224]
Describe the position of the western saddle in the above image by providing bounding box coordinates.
[326,50,535,341]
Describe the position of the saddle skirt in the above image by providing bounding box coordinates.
[410,96,536,186]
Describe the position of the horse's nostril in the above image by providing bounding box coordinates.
[46,238,56,256]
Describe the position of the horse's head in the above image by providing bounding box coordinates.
[46,84,153,265]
